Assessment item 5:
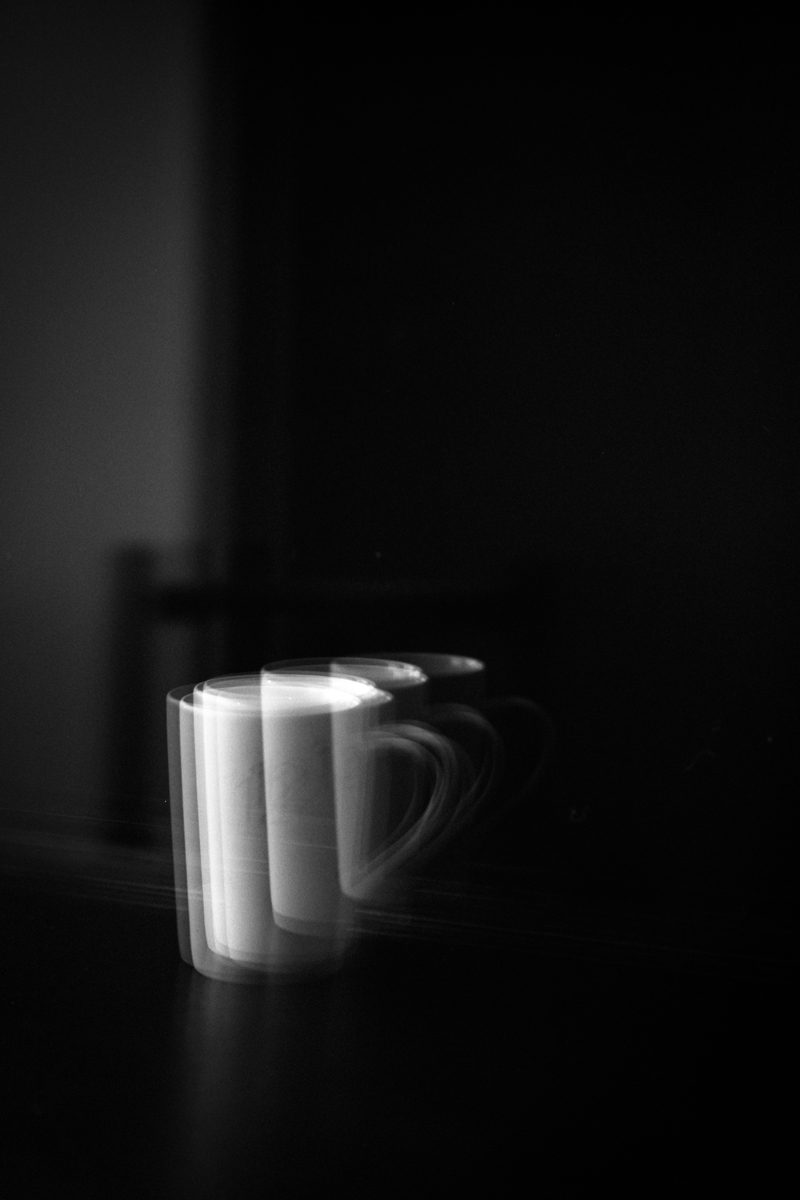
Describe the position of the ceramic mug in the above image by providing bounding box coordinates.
[167,683,344,982]
[166,672,460,979]
[263,656,500,859]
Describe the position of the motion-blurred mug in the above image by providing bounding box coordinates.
[166,672,459,979]
[264,656,496,859]
[168,683,343,981]
[362,652,556,837]
[258,670,459,917]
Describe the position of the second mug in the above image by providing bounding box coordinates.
[263,656,498,859]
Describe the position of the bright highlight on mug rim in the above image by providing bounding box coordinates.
[265,656,429,690]
[367,652,484,676]
[198,672,389,714]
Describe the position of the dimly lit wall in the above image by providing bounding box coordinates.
[229,14,799,849]
[0,1,207,815]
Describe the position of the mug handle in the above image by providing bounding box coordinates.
[475,695,557,833]
[426,701,505,836]
[341,720,466,901]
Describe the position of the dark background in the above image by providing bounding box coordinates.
[206,9,799,905]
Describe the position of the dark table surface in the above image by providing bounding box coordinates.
[1,797,796,1199]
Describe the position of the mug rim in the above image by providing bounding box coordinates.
[262,670,393,709]
[363,652,484,677]
[197,672,392,714]
[264,656,429,690]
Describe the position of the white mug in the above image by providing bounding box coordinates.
[263,656,498,858]
[167,672,459,979]
[167,684,343,982]
[258,670,460,913]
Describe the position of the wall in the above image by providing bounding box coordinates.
[0,1,208,818]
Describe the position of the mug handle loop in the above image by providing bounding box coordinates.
[427,701,505,834]
[476,695,557,832]
[341,721,466,901]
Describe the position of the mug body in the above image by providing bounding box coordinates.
[259,672,395,932]
[167,674,387,980]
